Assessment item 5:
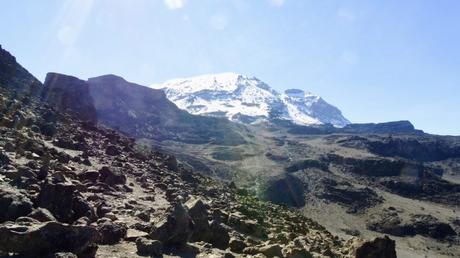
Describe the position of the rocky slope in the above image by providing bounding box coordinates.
[0,45,41,95]
[0,45,397,257]
[153,73,350,127]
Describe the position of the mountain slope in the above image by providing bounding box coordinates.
[0,43,398,258]
[0,44,41,95]
[87,74,248,145]
[154,72,350,127]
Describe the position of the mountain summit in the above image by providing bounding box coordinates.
[153,73,350,127]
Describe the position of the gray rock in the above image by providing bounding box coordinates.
[149,203,193,246]
[96,220,127,245]
[28,208,56,222]
[355,236,397,258]
[229,238,247,253]
[37,181,93,223]
[0,186,33,222]
[185,198,211,242]
[98,166,126,185]
[0,221,98,257]
[0,151,10,166]
[210,220,230,250]
[136,237,163,257]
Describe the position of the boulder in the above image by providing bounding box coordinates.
[98,166,126,185]
[228,213,266,238]
[245,244,284,258]
[28,208,56,222]
[229,238,247,253]
[0,186,33,222]
[37,181,92,223]
[210,220,230,250]
[285,248,313,258]
[0,151,10,166]
[105,145,120,156]
[164,156,178,171]
[96,220,127,245]
[149,203,193,246]
[136,237,163,257]
[185,198,212,242]
[355,236,396,258]
[78,170,99,182]
[0,221,98,257]
[258,244,284,258]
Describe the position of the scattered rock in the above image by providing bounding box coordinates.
[367,209,457,240]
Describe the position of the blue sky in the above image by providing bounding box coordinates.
[1,0,459,135]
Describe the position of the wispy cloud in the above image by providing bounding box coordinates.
[164,0,187,10]
[55,0,95,47]
[268,0,285,7]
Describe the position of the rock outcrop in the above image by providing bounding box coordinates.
[42,73,97,123]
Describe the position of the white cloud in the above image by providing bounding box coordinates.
[164,0,186,10]
[268,0,285,7]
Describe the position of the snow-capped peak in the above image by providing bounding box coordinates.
[152,73,350,127]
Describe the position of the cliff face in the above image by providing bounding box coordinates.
[42,73,97,123]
